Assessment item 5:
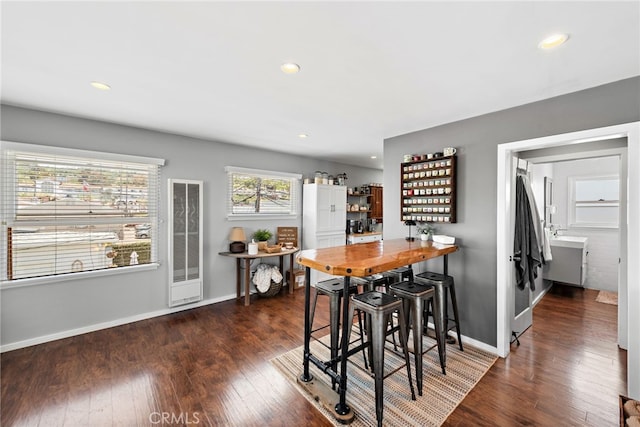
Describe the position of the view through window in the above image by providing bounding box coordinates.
[1,143,163,283]
[226,166,300,218]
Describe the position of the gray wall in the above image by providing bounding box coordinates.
[0,105,382,348]
[383,76,640,346]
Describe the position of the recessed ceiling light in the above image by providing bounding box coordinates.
[281,62,301,74]
[90,81,111,91]
[298,133,308,139]
[538,33,569,49]
[370,156,377,159]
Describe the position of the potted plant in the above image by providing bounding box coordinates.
[252,229,273,251]
[417,223,435,241]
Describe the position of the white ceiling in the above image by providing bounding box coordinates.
[2,1,639,169]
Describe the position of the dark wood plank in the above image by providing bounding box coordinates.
[444,285,627,427]
[1,284,626,426]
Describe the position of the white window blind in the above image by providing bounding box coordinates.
[569,175,619,228]
[225,166,301,219]
[1,142,164,284]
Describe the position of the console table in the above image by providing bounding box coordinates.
[219,247,300,306]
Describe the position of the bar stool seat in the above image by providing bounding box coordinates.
[351,274,389,292]
[383,265,414,285]
[347,291,416,427]
[415,271,463,371]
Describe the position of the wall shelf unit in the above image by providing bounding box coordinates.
[347,191,370,222]
[401,155,457,223]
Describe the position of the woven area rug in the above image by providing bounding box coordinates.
[270,330,497,426]
[595,290,618,305]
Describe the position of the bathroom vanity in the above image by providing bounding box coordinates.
[542,236,588,287]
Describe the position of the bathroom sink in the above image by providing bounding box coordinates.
[550,235,588,249]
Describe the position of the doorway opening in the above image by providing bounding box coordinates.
[496,121,640,398]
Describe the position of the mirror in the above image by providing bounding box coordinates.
[544,176,553,226]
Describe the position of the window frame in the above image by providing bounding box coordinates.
[1,141,164,288]
[225,166,301,221]
[567,174,620,229]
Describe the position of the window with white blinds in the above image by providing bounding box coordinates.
[1,142,164,285]
[569,175,620,228]
[225,166,301,219]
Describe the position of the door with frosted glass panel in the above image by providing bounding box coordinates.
[169,179,203,307]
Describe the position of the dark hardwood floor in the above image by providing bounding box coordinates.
[1,284,626,426]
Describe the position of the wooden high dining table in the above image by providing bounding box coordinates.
[296,238,458,422]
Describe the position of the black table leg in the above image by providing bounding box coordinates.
[336,276,352,415]
[443,254,448,276]
[300,267,313,382]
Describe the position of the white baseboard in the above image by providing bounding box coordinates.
[423,320,499,356]
[0,293,238,353]
[455,333,499,356]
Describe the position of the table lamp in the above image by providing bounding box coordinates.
[404,220,416,241]
[229,227,247,253]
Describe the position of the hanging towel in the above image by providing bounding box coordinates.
[521,174,544,259]
[543,226,553,261]
[514,175,542,291]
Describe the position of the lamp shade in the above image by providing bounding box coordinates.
[228,227,247,253]
[229,227,246,242]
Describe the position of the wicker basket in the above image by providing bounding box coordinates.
[255,280,283,297]
[264,244,283,253]
[253,264,284,297]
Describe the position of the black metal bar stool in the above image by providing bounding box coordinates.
[383,265,414,286]
[347,290,416,427]
[415,271,463,371]
[351,274,401,351]
[351,274,389,292]
[389,280,445,395]
[309,278,367,378]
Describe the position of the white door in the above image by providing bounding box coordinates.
[511,158,534,340]
[316,185,346,232]
[316,185,334,232]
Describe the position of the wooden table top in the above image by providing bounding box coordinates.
[296,238,458,277]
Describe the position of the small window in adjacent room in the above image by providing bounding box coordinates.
[0,141,164,286]
[568,175,619,228]
[226,166,301,219]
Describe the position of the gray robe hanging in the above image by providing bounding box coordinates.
[514,175,541,290]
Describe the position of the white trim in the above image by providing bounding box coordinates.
[496,142,513,358]
[226,165,301,219]
[226,213,298,221]
[224,165,302,180]
[568,174,620,228]
[0,292,237,353]
[496,121,640,399]
[423,318,499,355]
[0,263,159,289]
[0,140,165,166]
